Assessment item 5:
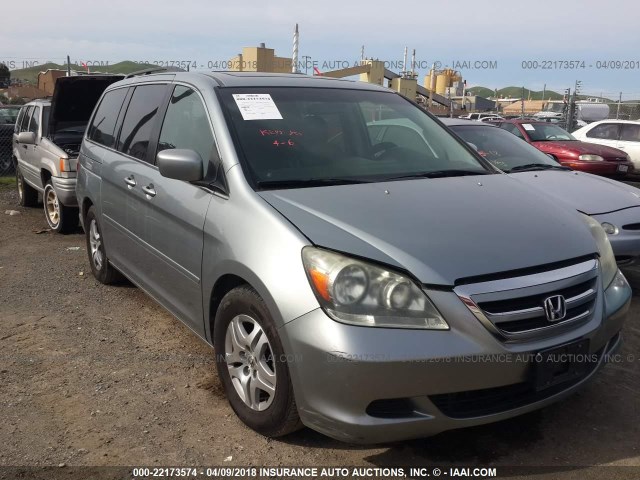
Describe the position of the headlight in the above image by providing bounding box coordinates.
[582,214,617,288]
[578,154,604,161]
[601,222,619,235]
[302,247,449,330]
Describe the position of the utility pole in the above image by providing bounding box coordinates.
[616,92,622,119]
[521,86,525,119]
[541,83,546,101]
[566,80,582,132]
[66,55,71,77]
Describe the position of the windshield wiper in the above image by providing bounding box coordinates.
[256,178,372,189]
[382,169,491,181]
[508,164,572,173]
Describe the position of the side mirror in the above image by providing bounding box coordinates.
[17,131,36,145]
[466,142,479,151]
[157,149,204,182]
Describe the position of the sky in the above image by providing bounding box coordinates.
[2,0,640,99]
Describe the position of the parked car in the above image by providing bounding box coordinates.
[493,119,633,178]
[77,71,630,444]
[0,105,21,174]
[13,75,122,232]
[444,118,640,266]
[459,112,503,121]
[572,120,640,171]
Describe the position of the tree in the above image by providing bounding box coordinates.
[0,63,9,88]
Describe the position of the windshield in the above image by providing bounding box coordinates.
[523,123,575,141]
[219,87,491,189]
[450,125,562,172]
[544,103,565,113]
[0,107,20,125]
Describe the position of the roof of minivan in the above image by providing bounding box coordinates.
[125,71,391,92]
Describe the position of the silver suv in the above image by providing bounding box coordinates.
[76,71,631,443]
[13,75,121,232]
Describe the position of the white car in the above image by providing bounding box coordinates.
[459,113,503,121]
[573,120,640,170]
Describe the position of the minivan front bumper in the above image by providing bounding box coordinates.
[279,272,630,444]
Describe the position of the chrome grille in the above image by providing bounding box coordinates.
[454,259,599,341]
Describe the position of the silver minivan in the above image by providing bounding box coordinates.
[76,71,631,443]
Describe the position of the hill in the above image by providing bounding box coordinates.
[468,86,565,101]
[10,61,157,84]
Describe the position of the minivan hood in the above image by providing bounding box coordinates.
[49,75,123,135]
[259,175,597,286]
[512,171,640,215]
[534,140,626,158]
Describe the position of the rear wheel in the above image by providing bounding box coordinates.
[43,180,77,233]
[16,167,38,207]
[85,206,122,284]
[214,286,302,437]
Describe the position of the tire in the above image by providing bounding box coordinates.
[16,167,38,207]
[43,180,78,234]
[85,206,122,285]
[214,286,302,437]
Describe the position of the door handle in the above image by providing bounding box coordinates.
[124,175,136,188]
[142,184,156,198]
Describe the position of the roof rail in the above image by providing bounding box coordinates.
[125,66,186,79]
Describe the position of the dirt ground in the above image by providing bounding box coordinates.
[1,178,639,476]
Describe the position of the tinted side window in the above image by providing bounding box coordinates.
[88,88,128,148]
[586,123,619,140]
[118,84,167,162]
[620,124,640,142]
[20,106,33,132]
[28,106,40,135]
[157,86,214,170]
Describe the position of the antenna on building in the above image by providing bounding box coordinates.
[292,24,299,74]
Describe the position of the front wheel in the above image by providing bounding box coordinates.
[43,181,77,233]
[214,286,302,437]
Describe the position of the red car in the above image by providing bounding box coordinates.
[492,119,634,178]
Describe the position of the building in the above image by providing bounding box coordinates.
[228,44,292,73]
[452,95,496,112]
[4,85,48,102]
[37,69,67,95]
[502,100,546,116]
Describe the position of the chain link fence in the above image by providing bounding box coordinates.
[0,105,19,178]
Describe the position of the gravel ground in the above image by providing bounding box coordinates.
[1,178,639,477]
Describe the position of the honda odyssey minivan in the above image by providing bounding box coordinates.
[76,71,631,443]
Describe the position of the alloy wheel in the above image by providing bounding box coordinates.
[45,187,60,227]
[16,172,23,201]
[89,219,104,270]
[224,314,276,411]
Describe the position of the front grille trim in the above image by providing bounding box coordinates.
[454,259,599,342]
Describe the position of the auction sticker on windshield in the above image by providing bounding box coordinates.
[232,94,283,120]
[523,124,536,131]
